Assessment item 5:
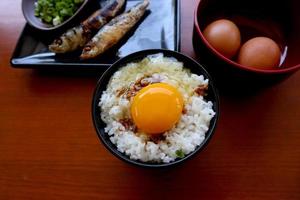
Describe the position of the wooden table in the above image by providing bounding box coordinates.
[1,0,299,199]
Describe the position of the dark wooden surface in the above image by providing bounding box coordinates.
[1,0,300,199]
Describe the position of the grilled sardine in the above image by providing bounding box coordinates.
[80,0,149,59]
[49,0,126,53]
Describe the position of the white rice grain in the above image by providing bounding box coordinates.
[99,54,215,163]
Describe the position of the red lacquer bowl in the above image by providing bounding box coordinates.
[193,0,300,76]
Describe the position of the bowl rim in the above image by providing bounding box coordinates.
[91,49,220,168]
[194,0,300,75]
[22,0,89,31]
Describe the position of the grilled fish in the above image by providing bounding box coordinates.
[49,0,126,53]
[80,0,149,60]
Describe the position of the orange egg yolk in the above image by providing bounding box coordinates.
[131,83,184,134]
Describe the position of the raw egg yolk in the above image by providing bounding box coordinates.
[203,19,241,58]
[131,83,183,134]
[237,37,281,69]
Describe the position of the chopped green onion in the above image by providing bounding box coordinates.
[34,0,84,26]
[175,149,185,158]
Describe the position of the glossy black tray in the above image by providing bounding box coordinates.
[11,0,180,69]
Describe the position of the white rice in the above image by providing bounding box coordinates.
[99,53,215,163]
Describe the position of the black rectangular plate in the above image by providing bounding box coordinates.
[11,0,180,69]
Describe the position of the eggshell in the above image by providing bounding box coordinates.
[203,19,241,58]
[237,37,281,69]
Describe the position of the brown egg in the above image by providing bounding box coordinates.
[203,19,241,58]
[238,37,281,69]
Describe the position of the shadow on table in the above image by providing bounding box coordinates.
[113,156,229,199]
[24,69,105,96]
[31,68,106,78]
